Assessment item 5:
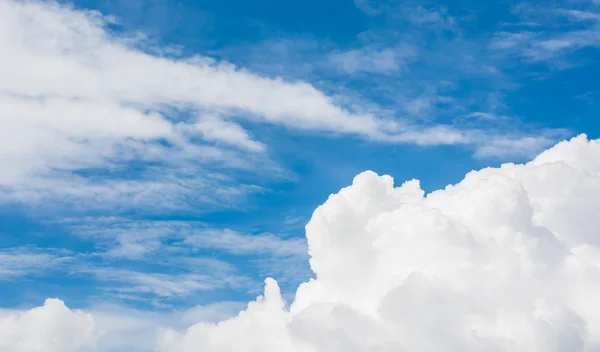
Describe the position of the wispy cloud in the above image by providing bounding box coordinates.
[0,0,575,219]
[88,268,253,298]
[46,217,310,302]
[0,225,267,304]
[575,91,597,105]
[329,46,416,75]
[1,0,506,212]
[474,135,558,159]
[61,217,306,260]
[353,0,386,16]
[354,0,457,30]
[490,3,600,64]
[193,115,266,152]
[0,247,73,279]
[183,229,307,258]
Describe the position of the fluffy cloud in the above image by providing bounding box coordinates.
[5,134,599,351]
[0,300,247,352]
[0,299,96,352]
[159,134,600,351]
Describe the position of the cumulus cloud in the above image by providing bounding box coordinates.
[5,134,600,351]
[160,134,600,351]
[0,300,247,352]
[0,299,96,352]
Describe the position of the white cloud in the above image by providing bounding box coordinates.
[575,91,597,105]
[88,268,254,298]
[60,217,307,261]
[0,0,380,137]
[4,134,600,351]
[90,301,246,352]
[490,5,600,64]
[193,115,266,152]
[401,3,456,30]
[157,278,295,352]
[466,112,501,121]
[353,0,456,30]
[29,217,309,303]
[62,217,198,259]
[329,46,415,74]
[0,0,456,190]
[159,134,600,351]
[353,0,386,16]
[0,169,265,212]
[0,0,553,210]
[0,300,246,352]
[0,247,72,279]
[183,229,307,258]
[474,135,557,159]
[0,299,96,352]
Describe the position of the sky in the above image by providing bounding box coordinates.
[0,0,600,351]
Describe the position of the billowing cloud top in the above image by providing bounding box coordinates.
[2,134,599,351]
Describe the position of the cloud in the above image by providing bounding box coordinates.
[329,46,415,75]
[183,229,307,258]
[157,278,294,352]
[354,0,456,30]
[88,268,253,298]
[490,3,600,64]
[0,300,246,352]
[575,91,597,105]
[0,0,490,214]
[474,135,557,159]
[41,217,307,303]
[158,134,600,351]
[0,0,561,212]
[0,0,385,141]
[60,217,200,259]
[400,3,456,30]
[90,301,246,352]
[193,115,266,152]
[4,134,600,351]
[0,299,96,352]
[60,217,306,260]
[353,0,386,16]
[0,247,73,279]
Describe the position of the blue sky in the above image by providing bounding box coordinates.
[0,0,599,314]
